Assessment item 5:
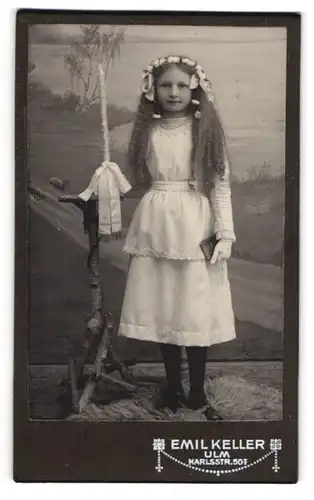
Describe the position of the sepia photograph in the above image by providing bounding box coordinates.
[26,22,287,424]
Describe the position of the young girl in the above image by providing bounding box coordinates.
[118,55,236,418]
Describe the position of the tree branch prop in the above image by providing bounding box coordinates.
[58,63,135,415]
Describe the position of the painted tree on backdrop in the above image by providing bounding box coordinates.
[64,25,125,112]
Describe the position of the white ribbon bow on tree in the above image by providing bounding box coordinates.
[79,161,131,236]
[79,64,131,237]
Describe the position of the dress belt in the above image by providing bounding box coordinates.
[150,180,204,192]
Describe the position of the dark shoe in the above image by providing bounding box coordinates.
[187,390,208,410]
[156,386,188,413]
[203,405,223,421]
[187,391,223,420]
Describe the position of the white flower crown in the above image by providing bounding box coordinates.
[141,55,214,103]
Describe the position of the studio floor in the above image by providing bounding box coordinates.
[29,360,282,421]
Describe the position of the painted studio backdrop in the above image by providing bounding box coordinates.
[28,24,285,420]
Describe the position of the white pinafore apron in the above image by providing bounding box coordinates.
[118,116,236,346]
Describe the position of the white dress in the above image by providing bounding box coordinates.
[118,116,236,347]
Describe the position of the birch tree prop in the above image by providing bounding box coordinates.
[79,64,132,239]
[58,64,135,415]
[99,64,110,163]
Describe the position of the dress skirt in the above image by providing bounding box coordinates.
[117,180,236,347]
[118,255,236,347]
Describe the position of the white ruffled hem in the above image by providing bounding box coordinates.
[118,323,236,347]
[122,245,206,261]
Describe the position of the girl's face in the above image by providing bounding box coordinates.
[156,66,192,117]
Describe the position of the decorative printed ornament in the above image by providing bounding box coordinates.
[152,437,283,477]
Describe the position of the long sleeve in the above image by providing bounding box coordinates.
[209,155,236,242]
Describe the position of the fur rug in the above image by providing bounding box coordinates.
[67,374,282,422]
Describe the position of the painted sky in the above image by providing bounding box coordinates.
[30,25,287,177]
[52,24,286,42]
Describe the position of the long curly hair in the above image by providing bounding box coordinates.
[127,59,229,188]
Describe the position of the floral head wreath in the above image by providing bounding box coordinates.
[141,55,215,104]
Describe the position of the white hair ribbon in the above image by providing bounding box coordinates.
[190,74,199,90]
[141,71,154,101]
[199,77,215,103]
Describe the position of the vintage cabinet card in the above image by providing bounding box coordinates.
[14,10,300,482]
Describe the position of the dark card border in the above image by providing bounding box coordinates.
[14,10,300,483]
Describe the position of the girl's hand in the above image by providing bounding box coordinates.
[210,239,232,264]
